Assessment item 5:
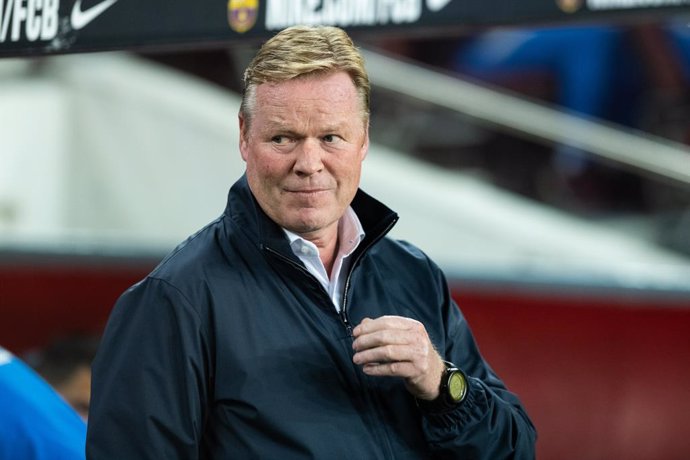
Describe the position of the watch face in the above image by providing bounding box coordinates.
[448,372,466,402]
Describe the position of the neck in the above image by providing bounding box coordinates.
[319,239,339,276]
[297,224,339,276]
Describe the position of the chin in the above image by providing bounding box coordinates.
[284,215,331,235]
[286,221,323,235]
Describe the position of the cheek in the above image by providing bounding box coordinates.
[247,154,294,198]
[247,150,278,176]
[340,159,363,184]
[256,158,286,182]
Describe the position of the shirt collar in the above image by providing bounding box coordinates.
[283,206,365,257]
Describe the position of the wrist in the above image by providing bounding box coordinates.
[416,361,468,413]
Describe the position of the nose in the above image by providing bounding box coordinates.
[294,138,324,176]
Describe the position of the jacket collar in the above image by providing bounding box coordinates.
[225,174,398,257]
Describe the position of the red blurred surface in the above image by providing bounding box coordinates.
[0,259,153,352]
[456,286,690,460]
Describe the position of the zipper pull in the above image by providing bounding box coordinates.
[339,309,353,337]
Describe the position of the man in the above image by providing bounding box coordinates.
[0,347,86,460]
[87,25,536,459]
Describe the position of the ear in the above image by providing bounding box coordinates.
[239,113,249,162]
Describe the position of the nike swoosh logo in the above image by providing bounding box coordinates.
[71,0,118,31]
[426,0,452,12]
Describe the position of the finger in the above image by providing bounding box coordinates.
[353,343,426,367]
[352,315,419,337]
[351,317,373,337]
[361,360,418,379]
[353,317,430,353]
[352,328,411,352]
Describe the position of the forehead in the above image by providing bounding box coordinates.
[253,72,362,121]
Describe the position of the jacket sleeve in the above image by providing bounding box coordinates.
[86,277,211,460]
[420,266,537,459]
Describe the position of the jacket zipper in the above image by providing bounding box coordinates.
[264,245,355,335]
[261,245,339,313]
[261,216,397,336]
[341,217,399,460]
[264,217,399,459]
[340,217,398,333]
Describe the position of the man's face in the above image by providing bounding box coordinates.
[240,71,369,240]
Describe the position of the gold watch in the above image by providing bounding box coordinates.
[417,361,468,412]
[440,361,468,406]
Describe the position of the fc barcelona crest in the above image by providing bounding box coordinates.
[555,0,584,13]
[228,0,259,33]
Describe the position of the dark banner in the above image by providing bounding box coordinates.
[1,0,689,57]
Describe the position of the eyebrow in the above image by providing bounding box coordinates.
[261,121,348,135]
[320,123,346,133]
[263,127,302,138]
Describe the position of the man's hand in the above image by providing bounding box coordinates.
[352,316,446,400]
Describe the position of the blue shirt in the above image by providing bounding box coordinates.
[0,347,86,460]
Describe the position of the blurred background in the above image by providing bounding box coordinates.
[1,2,690,459]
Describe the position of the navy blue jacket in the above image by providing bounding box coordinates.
[87,176,536,459]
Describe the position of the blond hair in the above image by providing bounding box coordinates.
[240,25,370,128]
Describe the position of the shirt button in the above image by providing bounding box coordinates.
[300,246,311,255]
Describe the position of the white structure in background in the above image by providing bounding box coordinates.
[0,61,70,238]
[0,52,688,290]
[0,54,238,252]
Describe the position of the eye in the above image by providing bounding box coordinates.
[323,134,340,143]
[271,135,288,144]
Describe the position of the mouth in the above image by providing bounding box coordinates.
[283,188,332,205]
[285,188,330,195]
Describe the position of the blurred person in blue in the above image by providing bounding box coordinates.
[450,25,657,210]
[650,19,690,144]
[0,347,86,460]
[87,25,535,459]
[452,20,690,140]
[667,19,690,83]
[453,26,636,123]
[453,25,641,172]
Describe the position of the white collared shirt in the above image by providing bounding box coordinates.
[283,207,365,312]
